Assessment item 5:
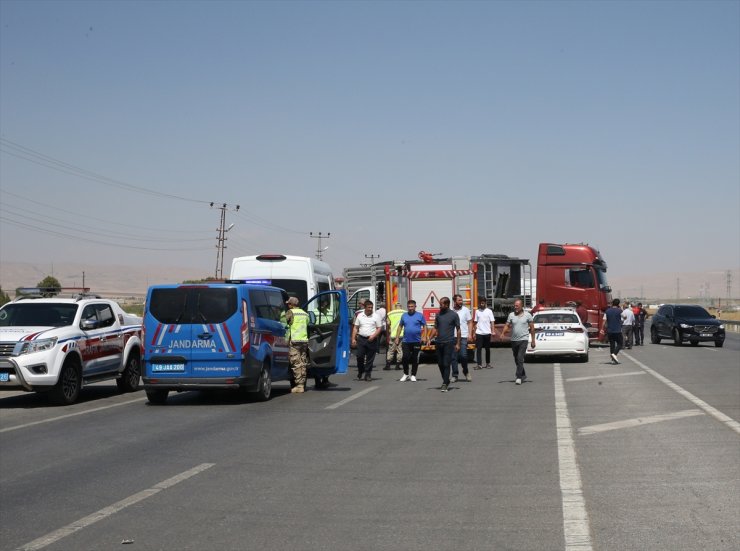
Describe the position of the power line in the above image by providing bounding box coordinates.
[310,232,331,260]
[212,203,240,278]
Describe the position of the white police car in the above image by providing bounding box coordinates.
[525,308,589,362]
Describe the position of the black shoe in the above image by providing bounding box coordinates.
[364,374,372,381]
[357,372,364,381]
[383,366,391,371]
[395,366,402,370]
[440,384,449,392]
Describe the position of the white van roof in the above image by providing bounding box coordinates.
[230,254,334,279]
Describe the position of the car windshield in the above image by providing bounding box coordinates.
[535,313,579,324]
[674,306,711,318]
[0,303,78,327]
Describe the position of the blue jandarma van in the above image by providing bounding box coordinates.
[142,283,350,404]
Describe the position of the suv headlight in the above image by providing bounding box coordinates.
[719,324,725,329]
[679,323,692,329]
[19,337,58,355]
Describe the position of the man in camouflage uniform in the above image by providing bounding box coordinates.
[285,296,309,394]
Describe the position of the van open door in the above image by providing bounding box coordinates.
[303,290,350,377]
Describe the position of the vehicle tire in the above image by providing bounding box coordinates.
[49,361,82,405]
[116,352,141,393]
[673,329,683,346]
[146,389,169,405]
[253,364,272,402]
[580,352,589,363]
[650,327,661,344]
[715,340,724,348]
[690,340,699,347]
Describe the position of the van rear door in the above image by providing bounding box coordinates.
[146,287,193,376]
[304,290,350,375]
[190,287,242,378]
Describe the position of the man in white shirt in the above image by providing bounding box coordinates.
[473,297,495,369]
[621,303,635,349]
[351,299,382,381]
[450,294,473,382]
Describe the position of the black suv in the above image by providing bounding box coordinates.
[650,304,725,347]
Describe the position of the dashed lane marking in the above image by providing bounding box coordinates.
[17,463,215,551]
[578,409,705,436]
[325,386,378,410]
[623,352,740,435]
[566,371,646,383]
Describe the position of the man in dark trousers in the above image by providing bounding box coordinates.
[601,298,624,364]
[499,299,536,385]
[426,297,461,392]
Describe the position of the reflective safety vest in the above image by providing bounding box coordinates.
[388,308,405,337]
[288,308,309,343]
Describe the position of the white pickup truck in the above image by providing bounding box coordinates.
[0,295,142,405]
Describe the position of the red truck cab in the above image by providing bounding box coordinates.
[536,243,612,340]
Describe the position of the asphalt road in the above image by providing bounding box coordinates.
[1,330,738,551]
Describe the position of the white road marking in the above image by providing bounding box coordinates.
[566,371,646,383]
[623,352,740,435]
[17,463,215,551]
[0,396,147,434]
[578,409,705,436]
[553,363,593,550]
[325,386,378,410]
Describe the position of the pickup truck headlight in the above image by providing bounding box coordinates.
[679,323,692,329]
[19,337,58,355]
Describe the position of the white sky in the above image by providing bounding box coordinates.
[1,0,738,283]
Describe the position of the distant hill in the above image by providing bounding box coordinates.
[0,262,207,298]
[1,261,737,304]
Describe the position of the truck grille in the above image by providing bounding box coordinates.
[694,325,717,334]
[0,342,16,357]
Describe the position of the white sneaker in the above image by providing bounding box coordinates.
[399,374,409,382]
[515,378,522,385]
[410,375,417,382]
[450,376,458,383]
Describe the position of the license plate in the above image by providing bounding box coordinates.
[0,372,9,382]
[700,333,712,337]
[152,364,185,372]
[544,331,565,337]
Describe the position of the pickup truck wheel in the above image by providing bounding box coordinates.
[650,327,661,344]
[50,361,81,405]
[254,365,272,402]
[116,353,141,393]
[146,389,169,405]
[673,329,683,346]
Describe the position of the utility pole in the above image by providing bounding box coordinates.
[676,277,680,301]
[727,270,733,301]
[212,202,240,279]
[365,254,381,304]
[310,232,331,260]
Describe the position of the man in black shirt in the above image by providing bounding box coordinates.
[426,297,461,392]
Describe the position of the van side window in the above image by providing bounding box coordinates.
[265,291,286,322]
[196,288,237,324]
[249,290,273,321]
[150,288,189,324]
[317,281,330,293]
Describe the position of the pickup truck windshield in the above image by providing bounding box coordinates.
[0,303,78,327]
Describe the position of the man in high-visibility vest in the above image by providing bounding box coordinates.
[384,302,405,370]
[285,296,309,394]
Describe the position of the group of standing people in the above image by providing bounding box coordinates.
[601,299,649,364]
[352,295,536,391]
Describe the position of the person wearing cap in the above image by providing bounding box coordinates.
[285,296,309,394]
[384,302,405,371]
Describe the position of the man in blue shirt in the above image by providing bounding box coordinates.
[601,298,624,364]
[395,300,427,382]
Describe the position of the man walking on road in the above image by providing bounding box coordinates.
[473,297,495,369]
[633,302,648,346]
[621,303,635,349]
[396,300,427,382]
[427,297,461,392]
[285,297,309,394]
[601,298,624,364]
[352,299,382,381]
[499,299,535,385]
[450,294,473,382]
[384,302,405,370]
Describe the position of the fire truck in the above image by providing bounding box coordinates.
[343,251,533,352]
[535,242,613,340]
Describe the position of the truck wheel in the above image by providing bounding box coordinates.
[146,389,169,405]
[253,365,272,402]
[673,329,683,346]
[650,327,661,344]
[116,352,141,393]
[49,361,81,405]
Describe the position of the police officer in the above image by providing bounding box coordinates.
[384,302,405,370]
[285,296,309,394]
